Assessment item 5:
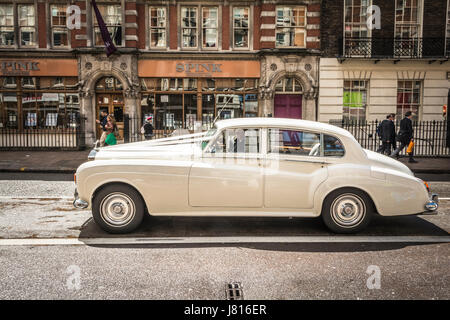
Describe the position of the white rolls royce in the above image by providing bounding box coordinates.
[73,118,438,234]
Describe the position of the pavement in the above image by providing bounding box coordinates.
[0,150,449,174]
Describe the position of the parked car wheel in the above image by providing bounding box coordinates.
[321,188,373,234]
[92,184,144,234]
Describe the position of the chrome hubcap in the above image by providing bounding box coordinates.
[100,192,135,227]
[330,193,366,228]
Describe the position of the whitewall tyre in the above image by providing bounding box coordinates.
[92,184,145,234]
[321,188,373,234]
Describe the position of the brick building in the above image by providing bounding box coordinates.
[0,0,321,148]
[319,0,450,122]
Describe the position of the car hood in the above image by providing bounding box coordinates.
[364,149,413,176]
[94,134,207,161]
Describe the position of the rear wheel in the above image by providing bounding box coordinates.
[92,184,144,234]
[321,188,373,234]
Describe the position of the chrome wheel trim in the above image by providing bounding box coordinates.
[100,192,136,227]
[330,193,366,228]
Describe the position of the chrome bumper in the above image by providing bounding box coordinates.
[424,193,439,213]
[73,189,88,209]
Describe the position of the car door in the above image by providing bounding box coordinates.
[263,128,328,209]
[188,127,264,208]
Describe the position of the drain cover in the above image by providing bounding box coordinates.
[226,282,243,300]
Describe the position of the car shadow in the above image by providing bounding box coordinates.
[77,214,449,253]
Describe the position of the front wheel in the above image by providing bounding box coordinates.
[92,184,145,234]
[321,188,373,234]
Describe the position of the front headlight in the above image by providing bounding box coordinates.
[88,149,97,161]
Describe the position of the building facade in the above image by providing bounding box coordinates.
[0,0,321,147]
[319,0,450,122]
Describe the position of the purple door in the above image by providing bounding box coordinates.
[274,94,302,119]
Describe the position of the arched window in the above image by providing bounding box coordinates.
[95,76,123,91]
[274,77,303,93]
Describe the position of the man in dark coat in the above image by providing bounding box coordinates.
[377,114,396,155]
[143,117,154,140]
[391,111,417,163]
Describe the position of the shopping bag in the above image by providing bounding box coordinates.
[406,140,414,154]
[105,133,117,145]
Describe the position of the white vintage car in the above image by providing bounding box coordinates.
[73,118,438,234]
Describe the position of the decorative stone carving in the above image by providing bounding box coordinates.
[120,62,127,71]
[270,63,277,71]
[85,62,92,70]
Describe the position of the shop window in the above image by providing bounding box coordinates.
[0,92,18,128]
[150,7,166,48]
[202,7,218,48]
[276,6,306,48]
[202,94,215,130]
[18,4,36,47]
[233,7,249,49]
[51,4,69,47]
[181,7,198,48]
[0,4,14,46]
[2,77,16,89]
[155,94,183,130]
[397,80,420,121]
[22,77,36,89]
[245,94,258,117]
[94,5,122,47]
[184,94,197,130]
[216,94,243,120]
[343,80,368,122]
[202,78,215,91]
[141,78,157,91]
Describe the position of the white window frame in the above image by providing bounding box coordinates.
[50,4,70,48]
[18,4,37,48]
[393,0,423,57]
[201,6,218,49]
[275,6,307,48]
[232,6,250,50]
[149,6,167,49]
[181,6,198,49]
[396,80,422,121]
[93,3,124,48]
[343,80,369,122]
[0,3,15,47]
[343,0,372,57]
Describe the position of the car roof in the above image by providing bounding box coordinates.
[214,118,353,138]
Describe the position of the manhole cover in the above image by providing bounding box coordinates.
[226,282,243,300]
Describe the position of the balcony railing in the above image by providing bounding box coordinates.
[340,37,447,59]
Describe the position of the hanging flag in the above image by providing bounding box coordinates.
[91,0,117,56]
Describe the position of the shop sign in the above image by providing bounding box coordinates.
[1,61,39,75]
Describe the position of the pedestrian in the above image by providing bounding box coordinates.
[104,114,118,146]
[376,113,396,155]
[95,110,108,147]
[141,116,154,140]
[391,111,417,163]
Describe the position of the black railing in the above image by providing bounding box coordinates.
[123,114,215,143]
[0,114,86,150]
[330,119,449,157]
[340,37,446,59]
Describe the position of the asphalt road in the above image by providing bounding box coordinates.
[0,175,449,300]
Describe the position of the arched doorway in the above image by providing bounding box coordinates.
[273,77,303,119]
[95,76,124,140]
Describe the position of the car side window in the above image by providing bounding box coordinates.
[268,128,321,157]
[206,128,260,154]
[323,135,345,157]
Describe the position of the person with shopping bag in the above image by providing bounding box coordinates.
[391,111,417,163]
[104,114,119,146]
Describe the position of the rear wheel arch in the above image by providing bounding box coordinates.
[320,186,379,215]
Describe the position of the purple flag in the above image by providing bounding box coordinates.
[91,0,117,56]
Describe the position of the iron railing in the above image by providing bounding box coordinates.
[330,119,449,157]
[123,114,215,143]
[0,114,86,150]
[341,37,447,59]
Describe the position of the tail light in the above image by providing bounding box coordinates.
[423,181,430,192]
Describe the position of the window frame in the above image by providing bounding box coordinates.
[50,4,70,49]
[343,80,369,122]
[396,80,422,121]
[149,6,167,49]
[93,3,124,48]
[201,6,219,49]
[180,6,199,49]
[394,0,423,39]
[18,4,37,48]
[0,3,15,47]
[232,6,250,50]
[275,6,307,48]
